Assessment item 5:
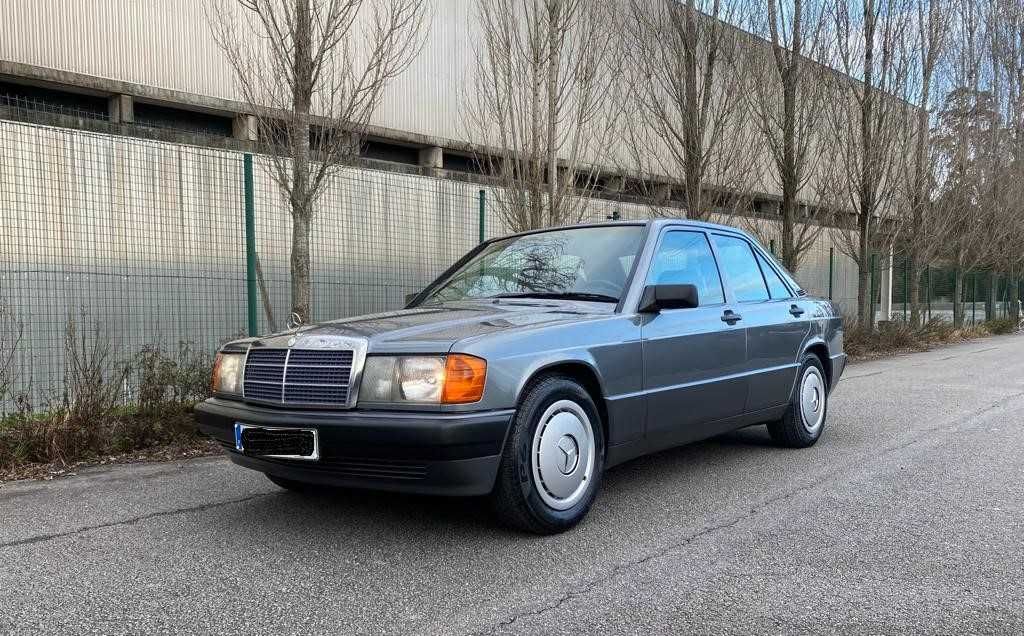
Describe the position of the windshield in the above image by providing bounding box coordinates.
[422,225,645,304]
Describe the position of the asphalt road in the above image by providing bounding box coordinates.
[2,335,1024,635]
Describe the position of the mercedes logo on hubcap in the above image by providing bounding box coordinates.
[555,435,580,475]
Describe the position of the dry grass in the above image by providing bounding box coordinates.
[0,297,21,407]
[0,315,214,479]
[844,316,1015,359]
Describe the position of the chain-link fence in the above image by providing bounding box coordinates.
[0,119,650,411]
[882,258,1022,325]
[1,117,1016,413]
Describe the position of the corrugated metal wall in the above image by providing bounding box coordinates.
[0,117,858,411]
[0,0,863,201]
[0,0,474,142]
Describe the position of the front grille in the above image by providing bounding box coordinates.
[243,347,354,407]
[240,427,316,457]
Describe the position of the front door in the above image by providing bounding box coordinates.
[641,229,747,447]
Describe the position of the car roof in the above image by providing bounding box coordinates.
[493,218,756,241]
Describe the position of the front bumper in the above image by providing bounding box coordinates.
[194,398,514,496]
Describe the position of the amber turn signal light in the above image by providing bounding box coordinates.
[441,354,487,404]
[211,352,225,393]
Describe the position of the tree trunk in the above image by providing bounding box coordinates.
[907,254,921,328]
[856,203,873,328]
[985,271,997,321]
[545,0,560,225]
[1009,276,1020,325]
[290,212,311,323]
[857,258,872,329]
[780,186,797,271]
[290,0,313,322]
[529,0,544,230]
[681,0,703,219]
[953,268,964,327]
[778,36,799,271]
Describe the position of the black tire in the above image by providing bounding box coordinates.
[265,473,323,494]
[767,354,828,448]
[490,375,606,534]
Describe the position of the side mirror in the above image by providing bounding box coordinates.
[638,284,699,313]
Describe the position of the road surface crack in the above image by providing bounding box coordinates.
[0,491,274,550]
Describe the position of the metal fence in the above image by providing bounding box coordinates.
[882,258,1022,325]
[0,119,653,410]
[1,117,1012,413]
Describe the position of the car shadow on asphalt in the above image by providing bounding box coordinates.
[212,424,786,538]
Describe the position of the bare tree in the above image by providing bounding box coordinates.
[466,0,622,231]
[463,0,620,232]
[617,0,762,222]
[208,0,428,322]
[990,0,1024,323]
[932,0,1013,325]
[900,0,953,326]
[824,0,915,327]
[743,0,833,271]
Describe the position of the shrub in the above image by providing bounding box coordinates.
[0,318,212,474]
[982,318,1017,335]
[137,341,211,414]
[843,313,1001,359]
[0,297,22,406]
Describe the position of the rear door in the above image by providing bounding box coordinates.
[641,229,747,447]
[709,234,809,413]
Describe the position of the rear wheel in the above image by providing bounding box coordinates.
[490,375,605,534]
[767,354,828,448]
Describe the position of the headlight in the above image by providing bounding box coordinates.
[358,354,486,405]
[211,352,244,395]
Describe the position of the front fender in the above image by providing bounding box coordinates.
[513,351,607,404]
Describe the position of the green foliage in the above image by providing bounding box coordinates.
[982,318,1017,335]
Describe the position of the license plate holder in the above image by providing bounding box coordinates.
[234,423,320,461]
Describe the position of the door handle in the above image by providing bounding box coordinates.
[721,310,742,324]
[789,304,805,317]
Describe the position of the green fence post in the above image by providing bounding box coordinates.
[870,253,877,324]
[925,266,931,321]
[903,256,909,320]
[972,271,977,325]
[244,153,258,336]
[769,239,776,256]
[478,190,486,244]
[828,247,834,300]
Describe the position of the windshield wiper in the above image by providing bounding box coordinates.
[492,292,619,303]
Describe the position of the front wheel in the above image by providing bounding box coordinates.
[490,375,605,534]
[767,354,828,448]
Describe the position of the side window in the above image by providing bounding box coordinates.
[711,234,770,302]
[647,231,725,305]
[755,251,792,299]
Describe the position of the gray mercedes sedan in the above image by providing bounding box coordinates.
[195,219,846,534]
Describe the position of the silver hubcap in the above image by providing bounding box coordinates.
[531,400,595,510]
[799,367,826,434]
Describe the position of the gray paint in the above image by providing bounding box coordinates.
[221,219,846,466]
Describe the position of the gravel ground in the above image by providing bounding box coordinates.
[1,335,1022,635]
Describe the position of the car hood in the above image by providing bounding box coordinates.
[245,300,611,353]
